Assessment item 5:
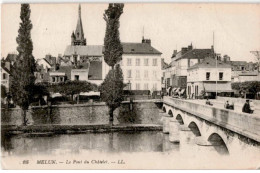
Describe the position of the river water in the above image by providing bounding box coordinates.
[2,131,259,169]
[1,131,226,156]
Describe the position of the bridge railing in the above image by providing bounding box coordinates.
[163,97,260,142]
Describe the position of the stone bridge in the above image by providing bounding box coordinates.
[162,96,260,156]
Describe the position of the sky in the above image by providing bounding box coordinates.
[1,3,260,63]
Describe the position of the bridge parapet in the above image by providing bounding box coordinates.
[163,97,260,142]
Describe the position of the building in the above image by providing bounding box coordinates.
[1,61,11,91]
[5,53,18,65]
[161,58,169,92]
[187,57,232,99]
[227,61,259,82]
[164,43,215,95]
[63,4,163,91]
[118,39,162,92]
[34,4,163,92]
[71,4,86,46]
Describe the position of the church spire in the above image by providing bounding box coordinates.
[71,4,86,46]
[78,4,81,17]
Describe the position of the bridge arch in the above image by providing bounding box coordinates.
[176,114,184,125]
[162,106,166,113]
[188,121,201,136]
[168,109,173,117]
[207,133,229,155]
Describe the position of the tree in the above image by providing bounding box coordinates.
[232,81,260,99]
[10,4,36,126]
[103,3,124,69]
[101,3,124,125]
[100,64,124,125]
[48,81,97,104]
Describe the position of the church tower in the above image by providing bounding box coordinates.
[71,4,87,46]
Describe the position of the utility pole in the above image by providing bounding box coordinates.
[214,32,218,98]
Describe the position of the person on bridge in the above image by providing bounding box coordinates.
[224,101,230,109]
[242,100,253,114]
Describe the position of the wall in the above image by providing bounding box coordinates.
[71,69,89,81]
[188,67,231,82]
[1,101,163,126]
[120,54,162,91]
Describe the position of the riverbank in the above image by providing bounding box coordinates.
[1,124,162,136]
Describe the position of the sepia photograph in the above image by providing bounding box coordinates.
[1,2,260,170]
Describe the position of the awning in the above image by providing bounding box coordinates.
[204,83,234,93]
[180,89,186,95]
[80,91,100,96]
[51,93,63,98]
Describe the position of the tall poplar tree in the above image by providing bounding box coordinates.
[103,3,124,69]
[100,65,124,125]
[101,3,124,125]
[10,4,36,125]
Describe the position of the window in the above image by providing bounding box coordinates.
[153,83,157,90]
[144,58,149,66]
[127,58,132,66]
[52,77,55,82]
[3,73,6,80]
[206,72,210,80]
[127,70,132,78]
[153,71,157,79]
[153,59,157,66]
[136,83,140,90]
[75,75,79,81]
[144,70,149,78]
[60,77,63,82]
[219,72,223,80]
[136,70,140,79]
[167,78,170,87]
[144,83,149,90]
[136,58,140,66]
[241,66,244,71]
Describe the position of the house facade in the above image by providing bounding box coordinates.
[187,57,232,99]
[119,39,162,92]
[1,62,11,91]
[163,43,215,96]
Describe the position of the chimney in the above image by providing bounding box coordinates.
[142,38,151,45]
[181,47,188,54]
[188,43,193,50]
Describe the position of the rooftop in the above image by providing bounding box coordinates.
[188,57,231,70]
[175,49,213,61]
[64,45,103,57]
[121,42,162,55]
[64,42,162,56]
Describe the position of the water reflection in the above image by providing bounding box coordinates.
[1,131,227,157]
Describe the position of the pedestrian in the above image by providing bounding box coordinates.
[242,100,253,114]
[224,101,229,109]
